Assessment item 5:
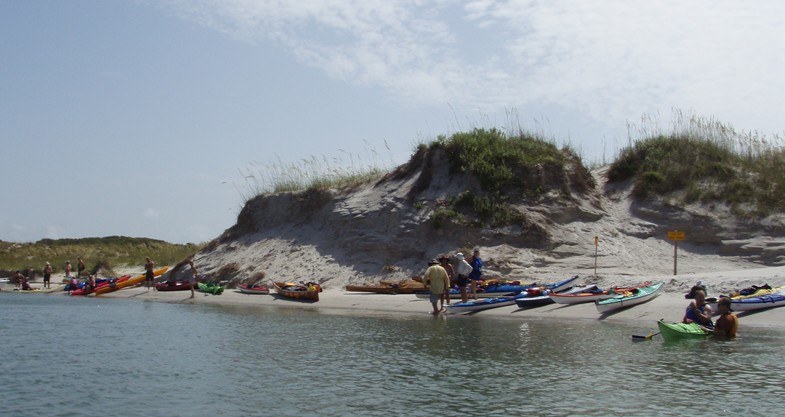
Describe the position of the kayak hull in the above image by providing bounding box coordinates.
[657,320,710,341]
[595,282,664,313]
[445,297,516,314]
[273,282,320,301]
[238,284,270,295]
[730,293,785,312]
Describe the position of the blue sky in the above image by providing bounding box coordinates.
[2,1,783,243]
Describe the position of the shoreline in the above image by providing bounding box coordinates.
[6,265,785,331]
[96,281,785,331]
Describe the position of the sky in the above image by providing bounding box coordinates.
[1,0,784,244]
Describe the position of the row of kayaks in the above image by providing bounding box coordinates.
[440,277,666,314]
[67,268,229,296]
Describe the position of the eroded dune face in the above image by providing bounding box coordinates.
[193,146,785,290]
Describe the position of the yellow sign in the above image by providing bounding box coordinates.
[667,231,686,241]
[594,236,599,247]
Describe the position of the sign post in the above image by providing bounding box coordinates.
[667,231,686,275]
[593,236,599,277]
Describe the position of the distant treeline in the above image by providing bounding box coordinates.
[0,236,204,277]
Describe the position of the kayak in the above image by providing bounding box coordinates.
[238,284,270,295]
[657,320,710,341]
[595,282,664,313]
[550,290,613,305]
[155,280,194,292]
[550,283,649,305]
[273,281,321,301]
[514,285,596,309]
[730,291,785,312]
[95,267,169,295]
[70,275,131,296]
[197,282,224,295]
[414,289,516,300]
[445,297,516,314]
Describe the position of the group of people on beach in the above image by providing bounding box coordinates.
[683,284,738,338]
[422,248,484,314]
[420,249,740,337]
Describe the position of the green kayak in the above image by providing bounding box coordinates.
[657,319,710,341]
[197,282,224,295]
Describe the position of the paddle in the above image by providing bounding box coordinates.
[632,331,660,341]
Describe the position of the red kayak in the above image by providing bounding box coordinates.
[238,284,270,295]
[70,275,131,296]
[155,280,194,292]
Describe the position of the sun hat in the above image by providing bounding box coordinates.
[428,259,439,266]
[718,297,733,312]
[456,253,465,260]
[473,248,480,253]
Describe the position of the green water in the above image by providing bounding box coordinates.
[2,293,784,416]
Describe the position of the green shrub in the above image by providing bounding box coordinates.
[609,113,785,217]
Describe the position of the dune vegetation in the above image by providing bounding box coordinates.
[423,128,594,227]
[0,236,203,275]
[608,112,785,217]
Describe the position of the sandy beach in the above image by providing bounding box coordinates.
[80,264,785,331]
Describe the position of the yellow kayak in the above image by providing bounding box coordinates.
[95,267,169,295]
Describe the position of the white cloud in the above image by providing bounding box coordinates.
[159,0,785,134]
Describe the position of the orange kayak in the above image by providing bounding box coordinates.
[95,267,169,295]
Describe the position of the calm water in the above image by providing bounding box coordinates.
[2,293,784,417]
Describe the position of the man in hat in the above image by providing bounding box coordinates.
[710,298,738,338]
[454,253,472,303]
[683,288,713,326]
[423,259,450,315]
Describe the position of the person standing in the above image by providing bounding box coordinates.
[43,262,53,289]
[438,256,454,309]
[144,257,155,290]
[423,259,450,315]
[65,261,72,278]
[188,260,197,299]
[468,248,483,300]
[454,253,472,303]
[77,257,86,277]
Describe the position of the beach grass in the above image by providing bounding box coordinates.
[239,142,393,201]
[0,236,203,276]
[425,128,593,227]
[609,111,785,216]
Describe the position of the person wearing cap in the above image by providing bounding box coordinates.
[468,248,483,300]
[43,262,53,289]
[438,256,454,309]
[709,298,738,338]
[683,288,713,326]
[454,253,472,303]
[423,259,450,315]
